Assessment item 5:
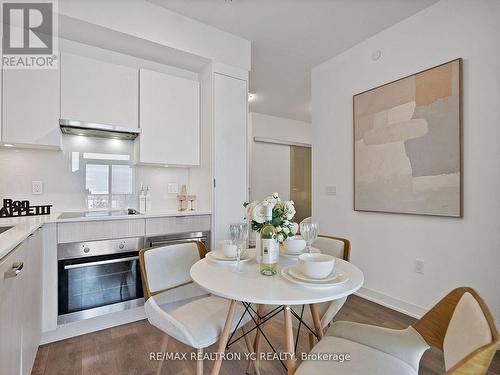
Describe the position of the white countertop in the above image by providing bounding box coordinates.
[50,209,212,223]
[0,210,211,260]
[0,214,53,259]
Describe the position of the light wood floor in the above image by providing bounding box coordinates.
[32,295,500,375]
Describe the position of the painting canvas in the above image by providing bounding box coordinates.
[353,59,462,217]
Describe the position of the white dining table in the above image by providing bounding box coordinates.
[190,249,364,375]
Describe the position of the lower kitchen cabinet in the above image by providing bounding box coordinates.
[22,230,43,374]
[145,215,211,236]
[0,241,25,375]
[0,229,43,375]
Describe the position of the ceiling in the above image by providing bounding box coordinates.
[149,0,438,122]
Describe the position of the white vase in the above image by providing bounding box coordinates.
[255,231,262,263]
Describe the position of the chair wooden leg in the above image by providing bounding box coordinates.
[284,305,296,375]
[196,348,204,375]
[210,299,236,375]
[309,304,324,340]
[308,333,315,351]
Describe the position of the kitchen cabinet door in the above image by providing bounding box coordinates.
[0,242,27,375]
[2,68,61,148]
[213,73,248,244]
[61,52,138,128]
[137,69,200,166]
[22,230,43,375]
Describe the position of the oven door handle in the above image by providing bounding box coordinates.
[63,255,139,270]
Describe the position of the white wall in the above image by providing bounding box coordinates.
[312,0,500,322]
[249,112,311,202]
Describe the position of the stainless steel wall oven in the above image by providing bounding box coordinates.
[57,237,145,324]
[57,231,210,325]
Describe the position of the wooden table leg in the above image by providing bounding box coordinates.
[210,299,236,375]
[247,304,266,374]
[308,333,315,351]
[309,304,324,340]
[284,305,296,375]
[242,325,260,375]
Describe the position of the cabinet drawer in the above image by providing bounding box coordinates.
[146,215,211,236]
[58,219,146,243]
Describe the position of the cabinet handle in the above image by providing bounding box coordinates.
[4,262,24,279]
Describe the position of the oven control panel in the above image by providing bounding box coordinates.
[57,237,145,260]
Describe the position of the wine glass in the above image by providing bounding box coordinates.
[230,222,248,272]
[299,218,319,253]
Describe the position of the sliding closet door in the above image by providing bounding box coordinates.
[251,141,290,202]
[290,146,312,223]
[213,73,248,244]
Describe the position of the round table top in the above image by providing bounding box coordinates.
[190,249,364,305]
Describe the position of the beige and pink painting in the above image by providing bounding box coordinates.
[353,59,462,217]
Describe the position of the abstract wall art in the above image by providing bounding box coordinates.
[353,59,462,217]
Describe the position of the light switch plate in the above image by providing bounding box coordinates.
[32,181,43,195]
[168,183,179,194]
[325,186,337,195]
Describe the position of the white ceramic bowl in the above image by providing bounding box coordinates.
[298,253,335,279]
[283,237,306,254]
[220,240,238,258]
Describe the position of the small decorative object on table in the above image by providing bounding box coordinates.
[299,217,319,253]
[0,199,52,217]
[229,222,248,272]
[244,193,299,266]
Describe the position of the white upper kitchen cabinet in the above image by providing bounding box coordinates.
[60,52,138,128]
[136,68,200,166]
[2,68,61,148]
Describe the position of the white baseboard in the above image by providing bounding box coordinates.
[41,306,146,344]
[355,287,428,319]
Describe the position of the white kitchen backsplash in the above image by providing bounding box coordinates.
[0,135,190,212]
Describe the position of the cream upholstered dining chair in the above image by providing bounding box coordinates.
[296,287,499,375]
[139,242,251,375]
[292,235,351,349]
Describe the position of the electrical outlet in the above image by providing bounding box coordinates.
[167,183,179,194]
[32,181,43,195]
[325,186,337,195]
[414,259,425,274]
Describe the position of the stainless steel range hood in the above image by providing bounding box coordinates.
[59,119,141,140]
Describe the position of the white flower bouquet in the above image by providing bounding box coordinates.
[243,192,299,243]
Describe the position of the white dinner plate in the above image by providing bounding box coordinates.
[210,250,238,261]
[280,265,348,287]
[279,247,320,257]
[207,250,253,264]
[287,265,339,283]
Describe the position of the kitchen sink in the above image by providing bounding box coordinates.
[0,226,14,234]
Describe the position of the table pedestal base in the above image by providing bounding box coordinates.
[210,301,325,375]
